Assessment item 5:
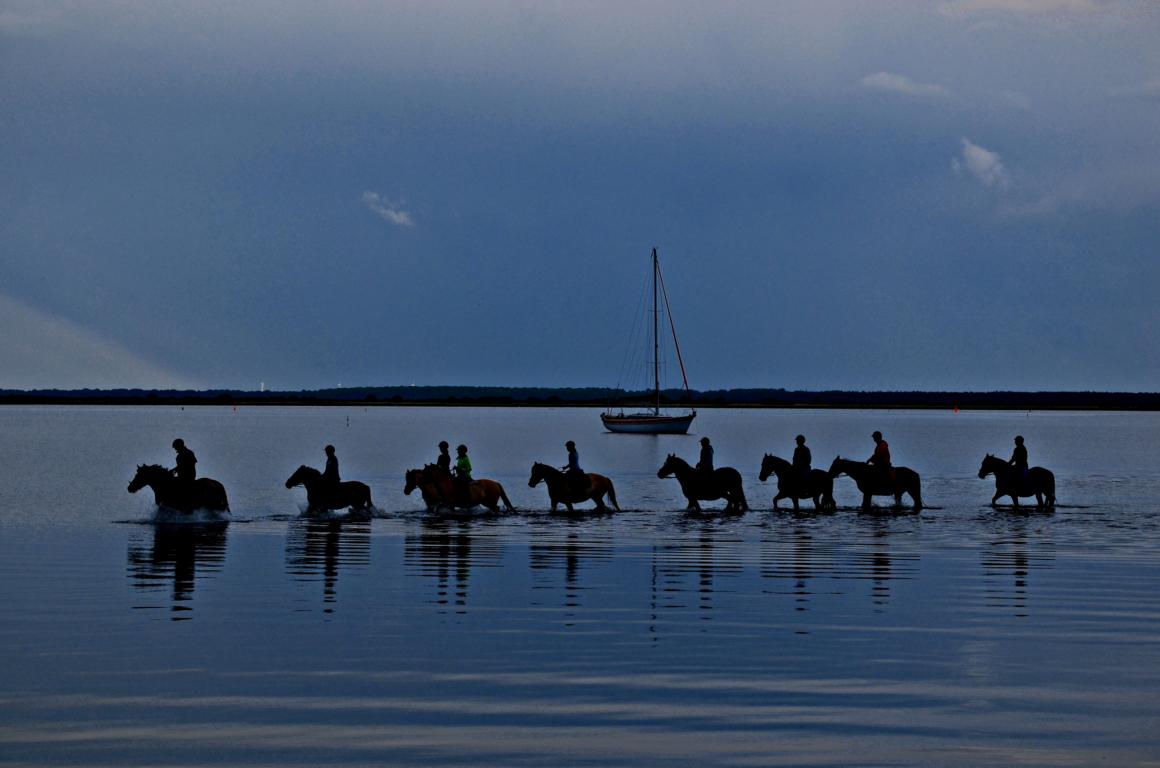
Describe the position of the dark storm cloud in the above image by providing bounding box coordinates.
[1,2,1158,390]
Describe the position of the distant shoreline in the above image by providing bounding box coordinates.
[1,386,1157,411]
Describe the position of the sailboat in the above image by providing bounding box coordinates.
[601,248,697,434]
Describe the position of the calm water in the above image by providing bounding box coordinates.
[1,405,1159,766]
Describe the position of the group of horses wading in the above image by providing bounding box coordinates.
[127,443,1057,517]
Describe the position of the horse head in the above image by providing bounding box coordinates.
[827,456,847,478]
[127,464,166,493]
[403,468,423,495]
[285,465,318,489]
[978,453,996,479]
[756,454,774,484]
[657,454,681,479]
[528,462,548,487]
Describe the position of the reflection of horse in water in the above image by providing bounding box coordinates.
[128,464,229,513]
[126,522,228,610]
[978,454,1055,509]
[404,465,514,512]
[528,463,619,513]
[285,465,373,513]
[828,457,922,511]
[657,454,748,513]
[758,454,837,511]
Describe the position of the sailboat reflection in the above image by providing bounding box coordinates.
[126,523,228,620]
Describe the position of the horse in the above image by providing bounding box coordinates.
[657,454,748,513]
[285,465,374,513]
[978,454,1055,510]
[127,464,230,513]
[528,462,619,513]
[758,454,836,511]
[828,457,922,511]
[404,465,514,512]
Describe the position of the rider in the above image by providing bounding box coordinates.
[867,431,892,483]
[1009,435,1029,479]
[792,434,812,483]
[453,444,473,501]
[697,437,715,481]
[322,445,340,500]
[171,438,197,483]
[436,441,451,473]
[561,440,586,496]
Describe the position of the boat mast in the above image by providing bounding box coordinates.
[652,247,660,415]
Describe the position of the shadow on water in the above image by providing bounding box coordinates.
[126,523,228,620]
[284,518,371,612]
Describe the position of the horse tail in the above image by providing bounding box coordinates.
[912,472,923,510]
[1045,469,1056,507]
[607,479,620,511]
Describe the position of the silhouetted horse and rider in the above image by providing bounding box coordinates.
[128,439,229,513]
[759,454,836,511]
[128,465,230,513]
[657,452,748,513]
[285,465,373,513]
[978,451,1055,509]
[528,462,619,513]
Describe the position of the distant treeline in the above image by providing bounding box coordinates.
[1,385,1158,410]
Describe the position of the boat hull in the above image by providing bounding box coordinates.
[601,412,695,435]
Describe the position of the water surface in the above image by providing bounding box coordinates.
[1,406,1158,766]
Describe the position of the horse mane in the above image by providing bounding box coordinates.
[296,464,321,476]
[139,464,168,473]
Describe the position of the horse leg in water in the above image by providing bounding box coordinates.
[862,492,872,511]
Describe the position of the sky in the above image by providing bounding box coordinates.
[2,0,1158,392]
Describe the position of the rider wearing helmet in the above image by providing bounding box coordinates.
[171,438,197,483]
[1009,436,1029,479]
[792,434,812,483]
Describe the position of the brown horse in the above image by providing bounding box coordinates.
[528,462,620,512]
[403,465,514,512]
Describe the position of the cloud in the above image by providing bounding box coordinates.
[939,0,1102,17]
[953,137,1011,188]
[1109,80,1160,99]
[0,294,197,390]
[859,72,950,99]
[361,191,415,228]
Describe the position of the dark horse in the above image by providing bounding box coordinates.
[828,457,923,511]
[404,465,514,512]
[285,465,374,513]
[657,454,748,513]
[758,454,836,511]
[128,464,230,513]
[978,454,1055,510]
[528,462,619,513]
